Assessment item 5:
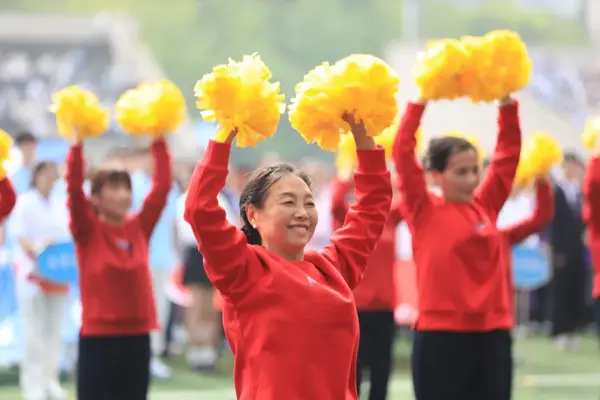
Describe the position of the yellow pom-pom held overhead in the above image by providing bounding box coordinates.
[582,117,600,150]
[194,53,285,148]
[413,39,469,101]
[50,85,109,139]
[290,54,400,151]
[519,131,562,182]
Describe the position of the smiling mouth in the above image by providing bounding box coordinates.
[289,225,309,233]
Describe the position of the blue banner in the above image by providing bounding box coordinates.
[512,245,551,290]
[37,242,78,285]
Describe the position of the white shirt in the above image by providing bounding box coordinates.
[176,191,238,247]
[11,189,71,294]
[498,189,540,248]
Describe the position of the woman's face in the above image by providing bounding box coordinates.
[95,182,132,222]
[247,174,318,260]
[433,149,480,202]
[35,164,58,191]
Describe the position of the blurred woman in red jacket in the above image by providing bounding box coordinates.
[184,119,392,400]
[66,135,171,400]
[394,97,521,400]
[583,136,600,337]
[331,174,403,400]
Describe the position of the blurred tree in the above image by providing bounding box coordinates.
[8,0,587,161]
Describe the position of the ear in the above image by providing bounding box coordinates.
[245,204,259,228]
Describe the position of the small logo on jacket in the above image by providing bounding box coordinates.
[307,276,317,285]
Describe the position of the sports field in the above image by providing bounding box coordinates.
[0,336,598,399]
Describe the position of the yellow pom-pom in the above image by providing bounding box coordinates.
[116,80,186,136]
[582,117,600,150]
[468,30,532,102]
[290,54,400,151]
[336,133,357,171]
[194,53,285,148]
[413,39,469,101]
[0,130,13,177]
[445,130,485,164]
[50,85,109,139]
[519,131,562,180]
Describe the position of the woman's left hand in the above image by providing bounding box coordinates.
[343,113,375,150]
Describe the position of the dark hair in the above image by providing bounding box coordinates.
[239,163,312,245]
[30,161,56,188]
[563,151,584,168]
[15,131,37,146]
[91,169,132,195]
[424,137,477,172]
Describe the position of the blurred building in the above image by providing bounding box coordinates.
[0,12,197,164]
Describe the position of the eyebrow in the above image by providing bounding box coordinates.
[278,191,314,199]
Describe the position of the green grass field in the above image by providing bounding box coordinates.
[1,336,598,399]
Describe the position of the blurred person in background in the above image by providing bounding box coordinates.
[550,152,589,351]
[11,132,38,194]
[130,147,180,379]
[12,161,70,400]
[176,163,238,371]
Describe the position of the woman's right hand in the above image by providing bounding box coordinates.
[224,128,238,144]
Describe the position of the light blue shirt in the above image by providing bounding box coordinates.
[131,171,179,270]
[11,166,32,195]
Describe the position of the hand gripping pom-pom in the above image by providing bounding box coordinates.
[194,53,285,148]
[50,85,109,139]
[582,117,600,150]
[290,54,400,151]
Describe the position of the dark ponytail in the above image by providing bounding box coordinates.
[238,163,311,246]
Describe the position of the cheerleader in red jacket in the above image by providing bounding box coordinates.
[583,136,600,337]
[394,97,521,400]
[184,120,392,400]
[331,176,403,400]
[66,135,171,400]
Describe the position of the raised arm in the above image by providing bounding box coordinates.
[137,137,173,237]
[330,177,352,231]
[184,140,258,295]
[65,143,96,245]
[0,176,16,222]
[321,146,392,289]
[583,155,600,231]
[389,195,404,225]
[474,100,521,215]
[502,178,554,245]
[393,101,430,223]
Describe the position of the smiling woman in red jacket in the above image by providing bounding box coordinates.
[66,135,171,400]
[184,121,392,400]
[331,175,402,400]
[394,97,521,400]
[583,137,600,338]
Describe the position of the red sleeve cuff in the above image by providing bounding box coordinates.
[151,137,167,149]
[356,146,387,173]
[498,100,519,121]
[204,140,232,167]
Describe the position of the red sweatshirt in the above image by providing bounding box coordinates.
[331,178,402,310]
[583,157,600,298]
[393,101,521,331]
[66,138,172,336]
[0,177,16,221]
[184,140,392,400]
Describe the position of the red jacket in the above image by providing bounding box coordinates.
[0,177,16,221]
[583,157,600,298]
[394,101,521,331]
[66,138,171,336]
[184,140,392,400]
[331,178,402,310]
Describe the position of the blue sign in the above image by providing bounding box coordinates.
[512,245,551,290]
[37,242,78,285]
